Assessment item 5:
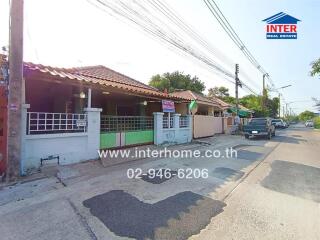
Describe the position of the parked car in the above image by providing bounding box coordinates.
[305,120,314,127]
[243,118,275,140]
[271,119,286,129]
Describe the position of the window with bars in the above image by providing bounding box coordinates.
[27,112,87,135]
[163,116,173,129]
[179,116,189,128]
[100,116,154,132]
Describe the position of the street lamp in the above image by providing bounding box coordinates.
[269,85,292,118]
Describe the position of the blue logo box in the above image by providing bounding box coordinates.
[266,33,297,39]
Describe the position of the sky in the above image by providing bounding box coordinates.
[0,0,319,114]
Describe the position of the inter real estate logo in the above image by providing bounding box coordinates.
[262,12,301,39]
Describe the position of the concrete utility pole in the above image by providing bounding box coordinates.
[235,64,241,116]
[7,0,24,180]
[278,93,281,118]
[262,74,268,112]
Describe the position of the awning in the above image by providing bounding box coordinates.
[227,107,252,117]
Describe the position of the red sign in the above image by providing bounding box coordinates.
[162,100,175,113]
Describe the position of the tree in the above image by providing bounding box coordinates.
[207,86,235,105]
[312,97,320,111]
[149,71,205,94]
[240,94,264,117]
[298,110,316,122]
[240,94,279,118]
[310,58,320,77]
[266,97,280,118]
[207,86,229,98]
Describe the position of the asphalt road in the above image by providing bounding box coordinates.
[191,125,320,240]
[0,124,319,240]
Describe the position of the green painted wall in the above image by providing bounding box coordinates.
[125,130,154,145]
[100,133,117,149]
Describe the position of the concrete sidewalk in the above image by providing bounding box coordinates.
[0,134,269,206]
[0,133,277,240]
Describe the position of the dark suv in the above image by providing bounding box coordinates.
[243,118,276,140]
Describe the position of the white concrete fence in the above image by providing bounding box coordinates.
[153,112,192,145]
[21,104,102,174]
[20,108,191,173]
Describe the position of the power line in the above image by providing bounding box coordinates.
[89,0,259,95]
[146,0,261,91]
[203,0,282,95]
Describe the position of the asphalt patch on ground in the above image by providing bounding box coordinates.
[212,167,244,181]
[272,135,307,144]
[236,149,263,161]
[232,144,252,149]
[261,160,320,202]
[83,190,226,240]
[141,169,177,184]
[291,134,302,137]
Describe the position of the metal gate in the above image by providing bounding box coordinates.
[100,116,154,149]
[0,86,8,174]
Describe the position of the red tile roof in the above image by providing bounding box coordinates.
[210,96,231,109]
[170,90,221,107]
[23,62,186,100]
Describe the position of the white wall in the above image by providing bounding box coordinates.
[23,133,90,170]
[153,113,192,145]
[21,106,102,174]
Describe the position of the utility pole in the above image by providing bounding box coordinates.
[7,0,24,180]
[262,73,268,113]
[278,93,281,118]
[235,64,241,116]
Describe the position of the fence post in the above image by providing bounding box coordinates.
[187,115,193,141]
[172,113,181,128]
[20,104,30,175]
[84,108,102,159]
[153,112,164,145]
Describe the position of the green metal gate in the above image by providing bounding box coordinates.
[100,116,154,149]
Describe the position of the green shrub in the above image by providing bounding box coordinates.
[314,116,320,129]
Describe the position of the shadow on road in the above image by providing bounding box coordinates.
[83,190,226,240]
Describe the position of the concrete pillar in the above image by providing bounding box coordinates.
[20,104,30,175]
[87,88,92,108]
[84,108,102,159]
[187,115,193,141]
[153,112,164,145]
[173,113,181,129]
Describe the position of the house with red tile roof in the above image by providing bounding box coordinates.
[1,58,195,173]
[24,62,187,115]
[1,55,249,174]
[170,90,228,138]
[170,90,224,116]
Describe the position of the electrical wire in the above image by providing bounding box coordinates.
[203,0,287,100]
[88,0,259,95]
